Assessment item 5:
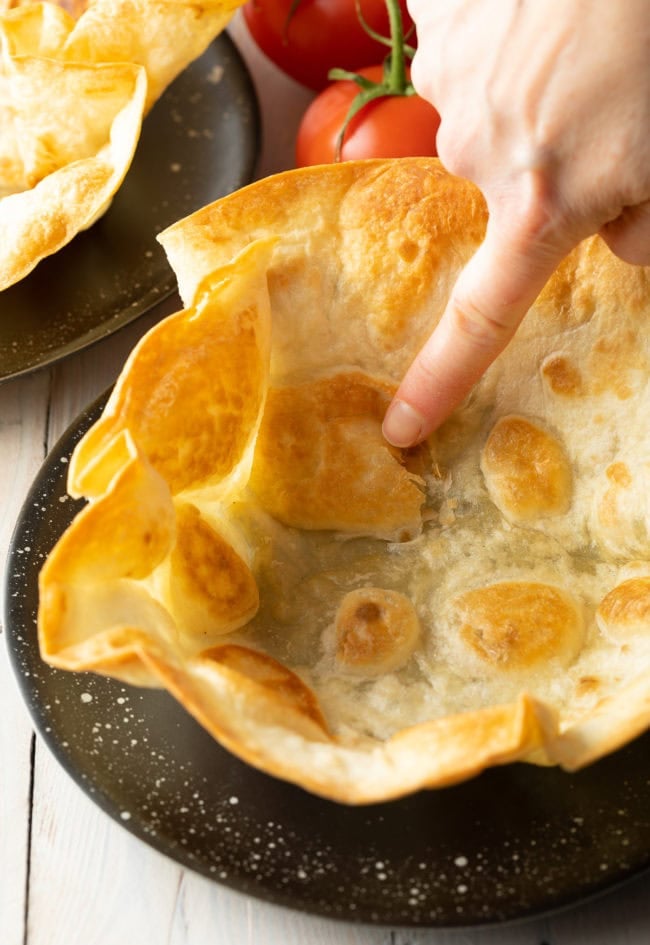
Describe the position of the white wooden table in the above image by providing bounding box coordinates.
[1,15,649,945]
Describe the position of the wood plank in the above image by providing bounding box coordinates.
[0,370,51,945]
[26,749,182,945]
[25,302,183,945]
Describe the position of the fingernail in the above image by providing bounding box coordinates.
[382,400,425,447]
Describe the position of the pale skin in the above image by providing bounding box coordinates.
[382,0,650,448]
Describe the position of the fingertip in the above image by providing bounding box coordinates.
[382,399,426,448]
[383,213,569,446]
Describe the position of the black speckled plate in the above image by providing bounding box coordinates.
[4,391,650,929]
[0,33,259,383]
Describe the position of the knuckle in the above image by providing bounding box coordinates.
[490,182,573,261]
[449,293,514,351]
[435,122,474,180]
[600,203,650,266]
[409,51,429,98]
[408,348,439,391]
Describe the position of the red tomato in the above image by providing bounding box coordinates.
[295,66,440,166]
[243,0,414,91]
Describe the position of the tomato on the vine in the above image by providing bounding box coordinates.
[295,65,440,166]
[242,0,414,91]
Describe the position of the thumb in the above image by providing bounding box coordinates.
[382,220,568,447]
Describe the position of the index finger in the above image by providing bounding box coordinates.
[382,218,570,446]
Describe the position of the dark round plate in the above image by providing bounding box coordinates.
[0,32,259,383]
[4,391,650,929]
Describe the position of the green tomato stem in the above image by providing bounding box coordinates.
[385,0,407,93]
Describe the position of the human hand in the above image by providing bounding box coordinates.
[382,0,650,447]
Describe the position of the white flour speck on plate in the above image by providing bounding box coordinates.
[206,64,224,84]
